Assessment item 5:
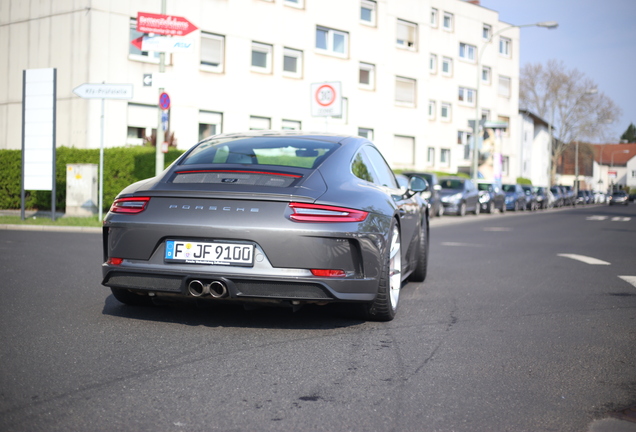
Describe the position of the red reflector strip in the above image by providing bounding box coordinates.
[175,170,302,178]
[110,197,150,214]
[289,203,368,223]
[107,257,123,265]
[311,269,346,277]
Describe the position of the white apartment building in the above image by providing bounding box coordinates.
[519,110,551,187]
[0,0,522,179]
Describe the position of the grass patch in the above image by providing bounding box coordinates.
[0,215,102,227]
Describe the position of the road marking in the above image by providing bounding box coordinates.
[619,276,636,288]
[586,216,608,220]
[557,254,611,265]
[483,227,512,232]
[611,217,631,222]
[441,242,481,247]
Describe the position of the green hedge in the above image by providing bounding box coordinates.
[0,147,184,212]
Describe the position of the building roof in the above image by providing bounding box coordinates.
[519,109,550,129]
[593,143,636,166]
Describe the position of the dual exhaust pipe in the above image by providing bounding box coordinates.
[188,280,228,298]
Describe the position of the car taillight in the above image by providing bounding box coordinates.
[110,197,150,214]
[288,203,368,223]
[311,269,346,277]
[107,257,123,265]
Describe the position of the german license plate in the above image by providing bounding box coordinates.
[165,240,254,266]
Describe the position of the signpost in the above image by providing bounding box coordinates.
[131,35,194,53]
[311,82,342,117]
[72,83,133,221]
[136,12,198,36]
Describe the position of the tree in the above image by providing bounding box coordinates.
[520,59,622,184]
[621,123,636,143]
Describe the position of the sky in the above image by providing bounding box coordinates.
[480,0,636,143]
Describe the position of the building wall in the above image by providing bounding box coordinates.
[0,0,521,175]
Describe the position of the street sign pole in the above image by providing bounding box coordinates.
[155,0,167,177]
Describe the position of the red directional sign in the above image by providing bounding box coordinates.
[137,12,198,36]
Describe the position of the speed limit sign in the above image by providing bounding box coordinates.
[311,82,342,117]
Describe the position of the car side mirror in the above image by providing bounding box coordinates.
[408,176,428,193]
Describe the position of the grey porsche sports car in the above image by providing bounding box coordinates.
[101,131,430,321]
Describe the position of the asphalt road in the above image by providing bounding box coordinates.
[0,204,634,432]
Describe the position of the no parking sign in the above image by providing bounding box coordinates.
[311,82,342,117]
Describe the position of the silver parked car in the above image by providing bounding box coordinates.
[438,177,480,216]
[102,131,430,321]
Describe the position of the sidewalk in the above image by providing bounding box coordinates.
[0,209,101,233]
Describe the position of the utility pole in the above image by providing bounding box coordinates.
[155,0,167,176]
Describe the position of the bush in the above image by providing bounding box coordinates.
[516,177,533,185]
[0,147,184,212]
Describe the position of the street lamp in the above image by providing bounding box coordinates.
[472,21,558,183]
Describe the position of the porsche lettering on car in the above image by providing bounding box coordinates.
[101,131,430,321]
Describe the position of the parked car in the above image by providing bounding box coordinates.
[533,186,552,209]
[502,184,527,211]
[101,131,430,321]
[477,181,506,213]
[438,176,480,216]
[576,190,588,205]
[402,171,444,217]
[560,185,576,206]
[609,190,629,206]
[550,186,565,208]
[521,185,538,211]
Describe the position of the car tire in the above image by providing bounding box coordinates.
[110,287,153,306]
[409,221,428,283]
[513,202,519,212]
[474,202,480,215]
[458,202,466,217]
[487,202,495,214]
[437,205,444,217]
[362,220,401,321]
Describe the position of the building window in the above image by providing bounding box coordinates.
[498,115,510,136]
[395,77,416,106]
[483,24,492,40]
[358,127,374,140]
[360,0,377,26]
[282,119,301,130]
[502,156,510,176]
[316,26,349,57]
[481,109,490,121]
[499,37,511,57]
[443,12,453,31]
[441,102,451,121]
[459,43,476,62]
[201,32,224,72]
[498,75,511,98]
[429,54,437,74]
[440,148,451,166]
[482,66,491,84]
[457,130,473,146]
[427,147,435,164]
[458,87,476,106]
[250,116,271,130]
[359,62,375,89]
[428,100,436,119]
[442,57,453,76]
[129,19,160,62]
[127,103,157,145]
[251,42,273,73]
[397,19,417,50]
[283,48,303,78]
[430,8,438,27]
[394,135,415,166]
[198,111,223,141]
[284,0,304,8]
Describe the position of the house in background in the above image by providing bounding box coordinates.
[592,143,636,193]
[519,109,551,187]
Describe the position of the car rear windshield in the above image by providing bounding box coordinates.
[502,185,516,192]
[181,137,340,169]
[440,179,464,189]
[477,183,491,191]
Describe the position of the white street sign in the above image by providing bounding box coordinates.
[311,82,342,117]
[73,83,133,100]
[141,36,194,53]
